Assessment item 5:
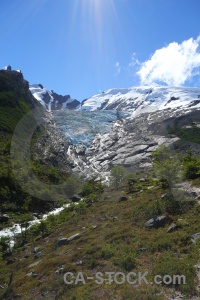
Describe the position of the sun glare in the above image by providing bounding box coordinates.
[70,0,120,63]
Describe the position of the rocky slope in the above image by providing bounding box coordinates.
[67,108,199,178]
[67,86,200,178]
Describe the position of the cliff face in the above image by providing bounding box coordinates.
[0,70,77,213]
[0,69,74,171]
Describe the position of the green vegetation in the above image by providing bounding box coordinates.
[0,71,200,299]
[167,124,200,144]
[110,166,126,188]
[152,145,182,187]
[182,150,200,179]
[0,71,74,219]
[0,156,200,299]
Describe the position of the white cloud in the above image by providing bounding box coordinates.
[137,36,200,86]
[115,61,121,75]
[129,53,140,68]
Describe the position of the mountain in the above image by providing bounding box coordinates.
[0,69,76,215]
[28,83,200,180]
[29,84,80,111]
[1,66,81,111]
[81,85,200,117]
[1,69,200,299]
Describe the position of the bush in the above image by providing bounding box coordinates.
[152,145,182,187]
[81,176,104,198]
[110,166,126,188]
[182,151,200,179]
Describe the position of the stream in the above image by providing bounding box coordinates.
[0,202,74,247]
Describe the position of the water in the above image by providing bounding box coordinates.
[0,203,73,247]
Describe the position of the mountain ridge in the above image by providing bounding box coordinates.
[81,85,200,117]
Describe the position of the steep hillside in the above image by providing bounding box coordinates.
[0,70,73,217]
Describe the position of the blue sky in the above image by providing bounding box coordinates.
[1,0,200,100]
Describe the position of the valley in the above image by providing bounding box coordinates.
[1,68,200,299]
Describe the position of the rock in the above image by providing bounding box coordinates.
[147,186,154,189]
[29,261,41,268]
[13,294,21,298]
[139,178,146,182]
[75,260,83,265]
[0,214,9,222]
[161,193,167,199]
[76,145,86,155]
[145,215,167,228]
[6,258,16,265]
[31,247,40,254]
[58,233,81,246]
[55,267,64,275]
[26,272,35,277]
[191,233,200,243]
[195,262,200,270]
[71,194,81,202]
[167,223,177,233]
[118,196,128,202]
[190,191,198,197]
[34,251,44,259]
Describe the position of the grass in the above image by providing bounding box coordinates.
[0,178,200,300]
[0,70,200,299]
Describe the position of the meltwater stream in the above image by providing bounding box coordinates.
[0,203,73,247]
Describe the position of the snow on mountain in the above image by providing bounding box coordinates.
[1,65,12,71]
[81,85,200,117]
[29,84,81,111]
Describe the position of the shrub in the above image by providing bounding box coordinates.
[110,166,126,188]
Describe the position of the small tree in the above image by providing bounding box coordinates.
[39,220,51,238]
[182,150,200,179]
[152,145,181,188]
[63,175,81,198]
[110,166,126,188]
[0,237,11,259]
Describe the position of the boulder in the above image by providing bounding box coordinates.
[0,214,9,222]
[34,251,44,259]
[55,267,64,275]
[139,178,146,182]
[76,145,86,155]
[191,233,200,244]
[75,260,83,265]
[118,196,128,202]
[6,258,16,265]
[31,247,40,254]
[145,215,167,228]
[58,233,81,246]
[167,223,178,233]
[71,194,81,202]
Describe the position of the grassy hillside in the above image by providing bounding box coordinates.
[0,176,200,299]
[1,71,200,299]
